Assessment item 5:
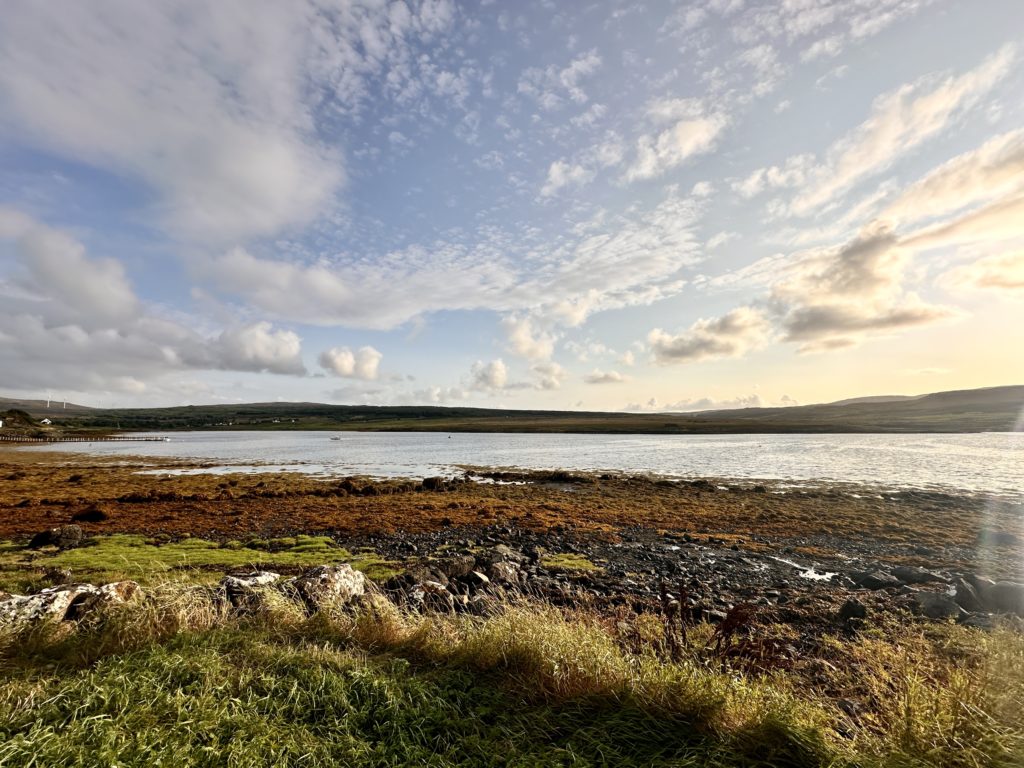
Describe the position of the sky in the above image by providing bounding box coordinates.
[1,0,1022,412]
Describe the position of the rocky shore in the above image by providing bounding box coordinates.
[3,448,1022,639]
[4,519,1022,638]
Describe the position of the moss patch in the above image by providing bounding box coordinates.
[0,535,399,589]
[540,553,600,571]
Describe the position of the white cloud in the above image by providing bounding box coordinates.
[531,361,568,390]
[880,129,1024,226]
[318,345,383,380]
[583,369,628,384]
[790,45,1016,215]
[469,359,508,391]
[0,2,352,243]
[14,225,139,326]
[0,1,475,245]
[502,315,556,360]
[0,209,308,390]
[740,44,785,95]
[215,323,306,375]
[199,188,703,331]
[902,192,1024,252]
[733,154,814,198]
[626,114,729,181]
[518,50,601,109]
[625,393,767,412]
[942,251,1024,293]
[411,385,468,404]
[706,231,738,249]
[540,160,593,197]
[648,307,770,363]
[570,103,607,128]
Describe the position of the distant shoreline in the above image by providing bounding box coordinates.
[4,383,1021,435]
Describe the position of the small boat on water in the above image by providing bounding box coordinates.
[329,436,342,441]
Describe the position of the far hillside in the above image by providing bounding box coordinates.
[1,385,1020,434]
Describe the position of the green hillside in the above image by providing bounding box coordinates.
[2,385,1020,434]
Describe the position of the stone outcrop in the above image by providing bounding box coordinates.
[0,580,139,628]
[291,564,366,612]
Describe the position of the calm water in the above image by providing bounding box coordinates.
[33,431,1024,500]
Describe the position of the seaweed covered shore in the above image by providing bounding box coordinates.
[2,447,1023,766]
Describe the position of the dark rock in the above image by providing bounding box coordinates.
[954,579,985,613]
[28,524,84,550]
[43,567,73,585]
[988,582,1024,615]
[437,555,476,580]
[482,544,528,566]
[960,613,998,630]
[852,570,901,590]
[422,477,447,492]
[892,566,943,585]
[914,592,966,620]
[965,574,997,593]
[487,561,521,586]
[838,598,868,622]
[71,505,109,523]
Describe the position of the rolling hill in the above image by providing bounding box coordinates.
[1,385,1021,434]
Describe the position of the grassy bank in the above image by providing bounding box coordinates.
[2,584,1022,767]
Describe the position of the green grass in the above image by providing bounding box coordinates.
[539,553,600,571]
[0,629,782,767]
[0,535,399,591]
[1,584,1021,768]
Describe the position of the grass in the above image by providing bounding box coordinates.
[539,553,600,571]
[0,535,399,592]
[1,583,1022,767]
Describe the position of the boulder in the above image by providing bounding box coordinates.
[437,554,476,580]
[0,580,140,627]
[0,589,82,627]
[64,581,141,620]
[892,566,943,585]
[852,570,901,590]
[28,524,84,550]
[838,598,868,622]
[292,564,366,612]
[409,581,455,612]
[965,574,997,594]
[913,592,966,621]
[490,544,528,564]
[487,560,521,586]
[421,477,447,491]
[953,579,985,613]
[987,582,1024,615]
[221,571,281,609]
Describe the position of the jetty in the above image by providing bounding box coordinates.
[0,435,168,443]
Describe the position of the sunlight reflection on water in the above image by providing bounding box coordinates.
[34,430,1024,500]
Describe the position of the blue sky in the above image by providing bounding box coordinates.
[1,0,1022,410]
